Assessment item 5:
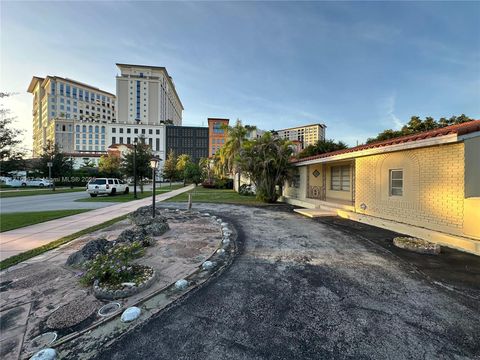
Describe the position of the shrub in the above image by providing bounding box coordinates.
[238,184,255,196]
[201,178,233,189]
[81,241,145,286]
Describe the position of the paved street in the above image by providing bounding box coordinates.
[0,191,110,213]
[96,203,480,360]
[0,183,177,213]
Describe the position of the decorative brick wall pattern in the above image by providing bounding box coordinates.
[355,143,465,235]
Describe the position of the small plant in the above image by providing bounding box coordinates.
[81,241,145,286]
[238,184,255,196]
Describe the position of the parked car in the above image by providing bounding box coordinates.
[26,178,53,187]
[86,178,129,197]
[4,178,52,187]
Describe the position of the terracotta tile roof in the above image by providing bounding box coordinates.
[108,144,134,150]
[292,120,480,163]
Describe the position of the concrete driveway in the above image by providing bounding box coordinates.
[95,204,480,360]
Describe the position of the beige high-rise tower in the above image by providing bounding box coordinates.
[115,63,183,126]
[27,76,116,157]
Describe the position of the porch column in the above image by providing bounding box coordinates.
[351,161,355,205]
[322,163,327,201]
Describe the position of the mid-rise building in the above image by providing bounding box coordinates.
[115,63,183,126]
[166,126,209,162]
[208,118,229,157]
[276,123,326,149]
[27,76,116,157]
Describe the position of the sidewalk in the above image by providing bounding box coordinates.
[0,184,193,261]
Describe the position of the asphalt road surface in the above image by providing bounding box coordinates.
[0,191,112,213]
[95,203,480,360]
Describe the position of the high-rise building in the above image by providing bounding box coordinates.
[166,126,209,162]
[276,123,326,149]
[115,63,183,126]
[29,64,184,169]
[27,76,116,157]
[208,118,229,157]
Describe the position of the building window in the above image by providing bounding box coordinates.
[389,169,403,196]
[134,129,138,134]
[213,122,224,134]
[156,129,160,135]
[331,165,350,191]
[112,136,116,144]
[112,128,116,133]
[127,128,131,134]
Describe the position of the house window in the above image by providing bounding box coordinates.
[331,165,350,191]
[389,169,403,196]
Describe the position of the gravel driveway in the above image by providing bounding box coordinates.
[95,203,480,360]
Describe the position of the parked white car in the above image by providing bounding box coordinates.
[4,178,52,187]
[86,178,129,197]
[26,178,53,187]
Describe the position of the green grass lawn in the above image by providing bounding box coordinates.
[75,184,184,203]
[164,186,270,206]
[0,187,84,198]
[0,209,91,232]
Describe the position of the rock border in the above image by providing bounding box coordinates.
[49,207,238,359]
[93,269,156,300]
[393,236,441,255]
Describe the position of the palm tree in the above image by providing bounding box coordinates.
[238,133,294,203]
[218,119,255,190]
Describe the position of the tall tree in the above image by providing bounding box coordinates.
[176,154,191,186]
[98,154,121,177]
[39,141,70,183]
[184,161,202,186]
[238,133,294,203]
[367,115,475,144]
[217,119,255,188]
[297,139,348,159]
[0,92,25,168]
[162,149,178,189]
[121,138,152,193]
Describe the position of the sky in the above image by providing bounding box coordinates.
[1,1,479,152]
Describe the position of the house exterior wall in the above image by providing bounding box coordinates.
[283,137,480,253]
[354,143,465,236]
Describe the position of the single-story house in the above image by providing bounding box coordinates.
[282,120,480,255]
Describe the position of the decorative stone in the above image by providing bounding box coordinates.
[98,302,121,317]
[26,333,57,354]
[30,348,57,360]
[121,306,141,322]
[216,249,226,256]
[393,237,441,255]
[203,213,210,216]
[202,261,214,270]
[175,279,188,290]
[221,222,228,227]
[65,237,113,267]
[116,227,147,244]
[216,219,222,223]
[144,222,169,237]
[46,298,100,330]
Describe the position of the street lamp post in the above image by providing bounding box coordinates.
[47,161,54,191]
[150,157,160,218]
[133,139,138,199]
